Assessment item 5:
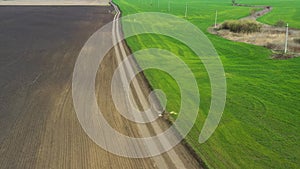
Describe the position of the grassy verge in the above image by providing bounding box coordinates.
[114,0,300,168]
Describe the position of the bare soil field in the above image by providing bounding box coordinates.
[0,6,202,169]
[0,0,109,6]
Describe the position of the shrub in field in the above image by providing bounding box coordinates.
[250,8,262,16]
[275,20,286,27]
[293,38,300,44]
[221,20,262,33]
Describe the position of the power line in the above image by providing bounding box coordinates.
[184,3,188,18]
[284,23,289,54]
[214,10,218,28]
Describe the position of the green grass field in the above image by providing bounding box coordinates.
[114,0,300,168]
[240,0,300,29]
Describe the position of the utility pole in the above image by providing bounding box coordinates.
[214,10,218,28]
[185,3,188,18]
[284,23,289,54]
[168,0,170,12]
[158,0,159,8]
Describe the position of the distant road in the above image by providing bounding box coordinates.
[0,0,109,6]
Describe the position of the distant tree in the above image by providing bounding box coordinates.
[232,0,236,6]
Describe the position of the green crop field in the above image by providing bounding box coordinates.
[114,0,300,168]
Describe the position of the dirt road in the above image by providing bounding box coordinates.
[0,6,202,169]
